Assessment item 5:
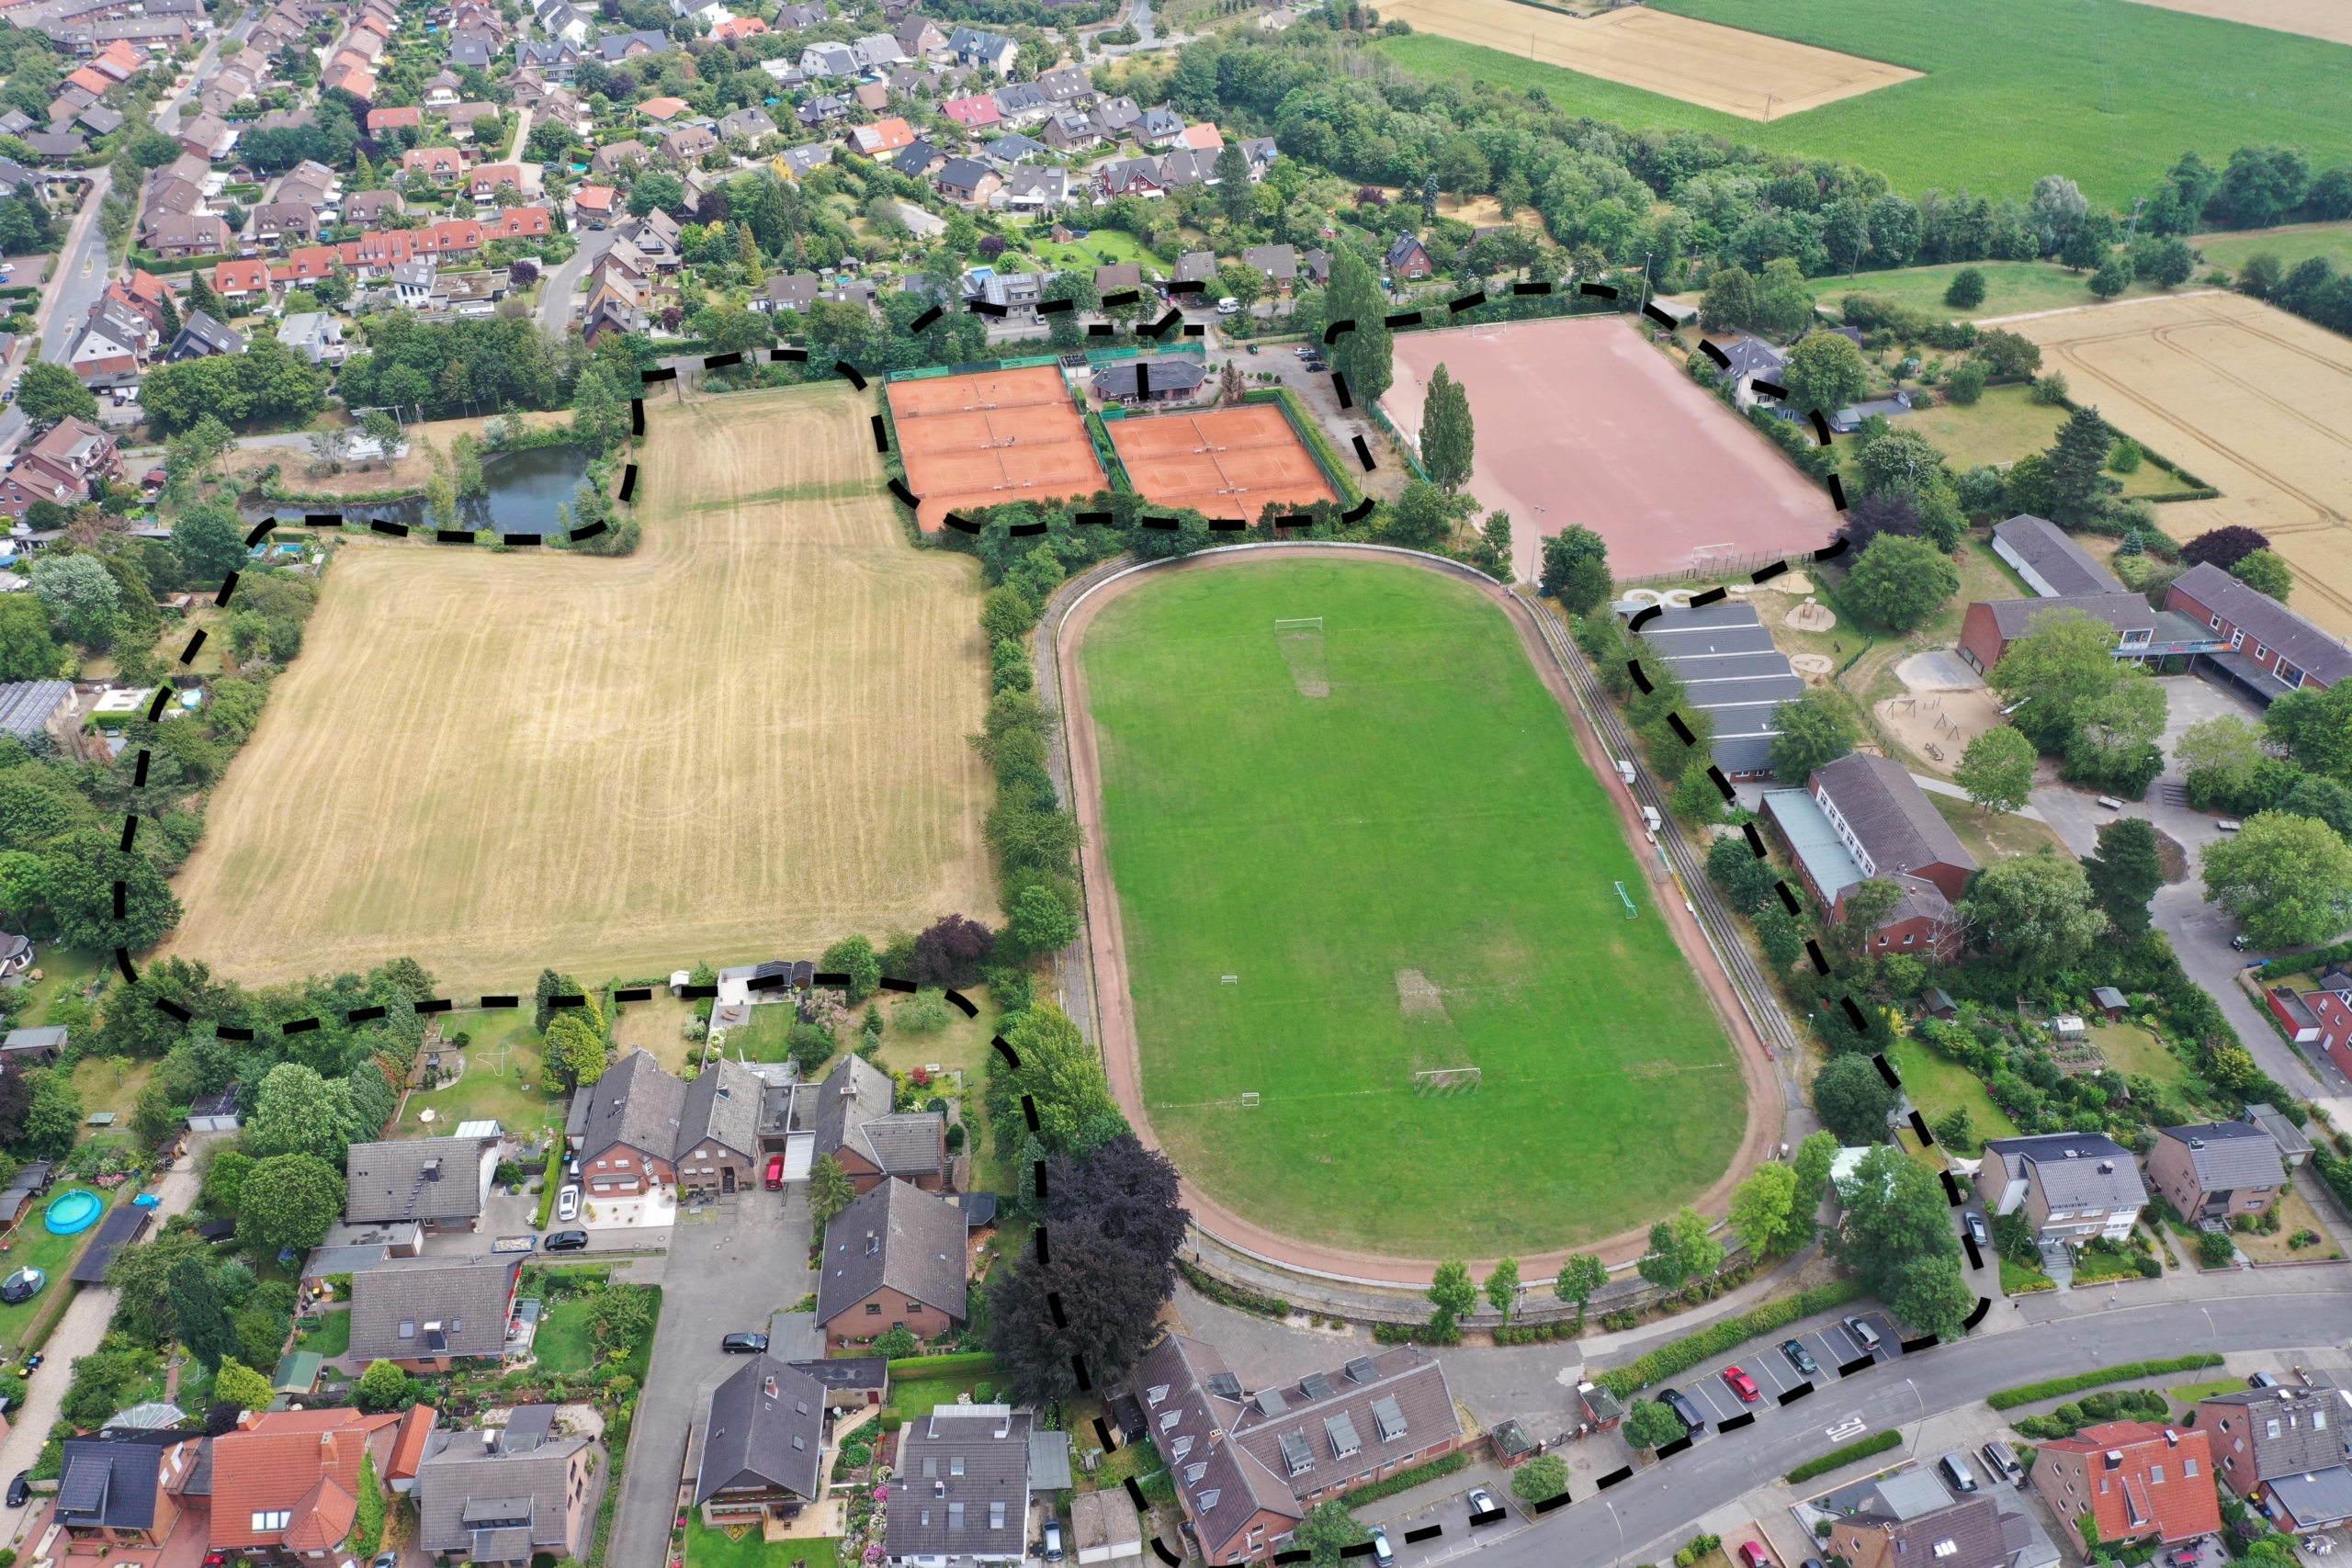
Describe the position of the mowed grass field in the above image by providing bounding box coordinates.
[1080,558,1747,1256]
[168,383,995,989]
[1375,0,2352,205]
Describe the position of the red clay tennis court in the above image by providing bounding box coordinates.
[886,366,1106,533]
[1108,405,1339,522]
[1384,316,1838,581]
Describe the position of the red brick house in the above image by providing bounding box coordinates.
[209,1408,406,1560]
[2166,561,2352,707]
[2146,1121,2286,1225]
[2,416,121,515]
[2305,987,2352,1081]
[401,145,467,181]
[809,1055,948,1195]
[1760,752,1974,963]
[213,256,272,303]
[51,1433,202,1551]
[814,1178,967,1349]
[2031,1421,2221,1551]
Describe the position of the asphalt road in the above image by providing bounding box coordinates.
[1476,1291,2352,1568]
[538,227,613,333]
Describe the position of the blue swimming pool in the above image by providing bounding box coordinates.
[42,1189,100,1235]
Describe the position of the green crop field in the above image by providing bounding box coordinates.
[1080,558,1747,1257]
[1375,0,2352,207]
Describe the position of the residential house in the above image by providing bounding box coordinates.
[991,80,1047,125]
[814,1177,968,1348]
[276,159,339,212]
[345,189,404,228]
[1182,121,1225,152]
[947,25,1015,73]
[571,185,616,226]
[1981,1133,2148,1245]
[574,1048,763,1201]
[1762,750,1976,960]
[851,32,910,69]
[1093,356,1206,404]
[1385,232,1432,279]
[514,38,582,76]
[1039,108,1097,151]
[413,1404,605,1566]
[1826,1469,2058,1568]
[694,1356,829,1529]
[757,272,821,313]
[447,32,492,69]
[712,15,768,40]
[591,140,650,176]
[775,0,829,28]
[52,1431,202,1551]
[469,163,528,201]
[368,105,424,133]
[997,164,1071,214]
[1137,102,1184,144]
[144,212,231,258]
[1159,147,1217,189]
[620,209,683,265]
[210,1407,405,1561]
[1090,95,1143,141]
[1175,250,1217,288]
[2148,1122,2287,1225]
[935,156,999,207]
[273,242,342,286]
[212,257,272,305]
[661,125,718,164]
[1302,248,1331,286]
[345,1132,502,1234]
[2031,1421,2222,1551]
[1241,243,1296,289]
[798,1054,948,1191]
[1242,136,1279,179]
[174,110,234,161]
[1125,1334,1464,1564]
[487,206,550,242]
[778,143,834,179]
[165,310,243,362]
[1094,262,1143,295]
[1629,601,1802,782]
[1035,65,1092,107]
[849,117,916,157]
[403,146,468,181]
[2198,1382,2352,1530]
[796,95,847,126]
[2244,1103,2314,1169]
[886,1403,1035,1564]
[250,201,318,245]
[14,418,119,506]
[21,130,86,160]
[596,28,673,62]
[800,40,857,76]
[718,106,776,141]
[2167,560,2352,706]
[1992,513,2129,599]
[390,258,437,309]
[892,140,945,180]
[944,91,1001,130]
[322,60,378,98]
[347,1253,522,1371]
[896,14,945,55]
[446,101,502,141]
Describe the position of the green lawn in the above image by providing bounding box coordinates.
[1828,261,2196,324]
[1374,0,2352,207]
[2091,1021,2191,1086]
[296,1307,350,1359]
[686,1520,842,1568]
[721,1003,798,1064]
[12,947,105,1030]
[1080,558,1747,1255]
[2168,1377,2246,1404]
[1853,387,2188,499]
[2192,220,2352,277]
[2000,1256,2056,1293]
[887,1373,993,1425]
[535,1297,596,1374]
[397,1011,563,1137]
[1888,1036,2018,1151]
[1017,226,1171,276]
[0,1184,116,1351]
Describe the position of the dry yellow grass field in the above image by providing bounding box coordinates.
[167,382,996,989]
[1374,0,1919,118]
[2119,0,2352,46]
[219,412,574,498]
[2010,293,2352,637]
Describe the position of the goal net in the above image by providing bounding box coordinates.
[1272,617,1324,632]
[1412,1066,1482,1098]
[1274,617,1329,698]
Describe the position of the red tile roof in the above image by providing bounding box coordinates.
[942,93,999,128]
[65,65,111,96]
[368,106,423,130]
[488,205,550,237]
[2041,1422,2221,1545]
[387,1404,437,1485]
[214,258,271,294]
[211,1410,401,1552]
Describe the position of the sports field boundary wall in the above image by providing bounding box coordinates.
[1241,386,1364,507]
[883,341,1207,385]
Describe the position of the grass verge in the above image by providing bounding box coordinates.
[1986,1354,2223,1410]
[1786,1429,1902,1484]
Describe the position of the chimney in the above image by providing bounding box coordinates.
[2098,1161,2114,1174]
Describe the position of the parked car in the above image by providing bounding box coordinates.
[1781,1339,1819,1376]
[1467,1487,1499,1518]
[1739,1543,1773,1568]
[1044,1520,1065,1562]
[1216,296,1240,315]
[0,1268,43,1305]
[1967,1212,1990,1247]
[2218,818,2245,832]
[544,1229,590,1251]
[1295,344,1317,356]
[2250,1371,2280,1388]
[766,1156,786,1190]
[1657,1388,1704,1430]
[1721,1365,1760,1403]
[556,1186,580,1223]
[1369,1526,1396,1568]
[2232,933,2255,952]
[1939,1452,1981,1493]
[722,1332,770,1354]
[1982,1441,2024,1483]
[6,1471,27,1507]
[1842,1315,1882,1352]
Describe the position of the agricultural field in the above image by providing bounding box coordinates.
[1849,385,2191,499]
[1375,0,2352,205]
[2119,0,2352,47]
[2189,219,2352,278]
[2008,293,2352,637]
[167,383,996,991]
[1826,262,2208,322]
[1078,556,1748,1256]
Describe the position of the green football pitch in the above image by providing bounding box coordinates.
[1080,557,1749,1258]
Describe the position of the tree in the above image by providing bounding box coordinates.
[587,1284,652,1353]
[2230,548,2293,601]
[989,1002,1125,1157]
[1956,726,2037,813]
[533,967,585,1032]
[1792,1130,1839,1207]
[1427,1257,1478,1334]
[216,1358,276,1412]
[1814,1052,1897,1144]
[808,1153,856,1228]
[1005,885,1078,960]
[248,1062,356,1162]
[820,934,882,1002]
[2202,810,2352,948]
[1845,533,1959,631]
[1958,851,2109,973]
[1485,1255,1520,1324]
[240,1153,345,1255]
[1542,525,1611,614]
[1636,1205,1724,1291]
[1295,1499,1371,1567]
[2182,526,2270,571]
[1326,243,1393,409]
[914,913,994,987]
[1728,1161,1807,1258]
[1781,331,1870,415]
[988,1233,1172,1403]
[2177,714,2271,807]
[1770,688,1860,779]
[2278,773,2352,840]
[2044,406,2114,528]
[173,502,251,583]
[1512,1451,1568,1504]
[132,1078,176,1149]
[1702,265,1758,330]
[2064,670,2167,794]
[1555,1252,1607,1312]
[1624,1399,1688,1451]
[1383,479,1455,551]
[1705,832,1778,915]
[0,594,58,681]
[17,361,96,429]
[2267,682,2352,780]
[1943,268,1986,310]
[2214,144,2311,228]
[19,1067,81,1159]
[1419,363,1475,493]
[1835,1146,1973,1337]
[356,1359,410,1413]
[1214,142,1254,225]
[31,553,121,646]
[1987,610,2125,753]
[1975,329,2042,380]
[1756,258,1815,338]
[1040,1136,1188,1295]
[205,1148,255,1213]
[2084,816,2165,937]
[169,1256,237,1370]
[348,1450,385,1559]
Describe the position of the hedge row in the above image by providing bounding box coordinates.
[1597,1280,1868,1399]
[2260,939,2352,980]
[1984,1354,2223,1410]
[1177,1259,1290,1320]
[1492,1318,1579,1345]
[1786,1429,1902,1484]
[1333,1451,1466,1506]
[1372,1319,1462,1346]
[887,1351,999,1378]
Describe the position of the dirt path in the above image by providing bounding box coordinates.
[1051,544,1785,1287]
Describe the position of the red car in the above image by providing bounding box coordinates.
[765,1156,786,1190]
[1721,1365,1761,1403]
[1739,1543,1773,1568]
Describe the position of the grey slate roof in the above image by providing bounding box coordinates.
[576,1048,686,1164]
[695,1355,828,1506]
[815,1178,968,1325]
[1634,604,1798,776]
[1980,593,2156,642]
[1993,514,2127,599]
[1093,358,1207,398]
[1844,1472,2025,1568]
[2159,1121,2287,1193]
[2170,561,2352,687]
[414,1405,590,1556]
[56,1436,175,1530]
[2267,1466,2352,1528]
[813,1054,944,1178]
[345,1134,494,1224]
[1813,751,1978,881]
[0,682,73,741]
[680,1056,763,1163]
[1984,1134,2147,1214]
[788,1354,888,1401]
[888,1405,1032,1558]
[2198,1384,2349,1482]
[348,1254,518,1360]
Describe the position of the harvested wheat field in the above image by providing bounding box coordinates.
[168,382,995,989]
[2119,0,2352,46]
[1109,405,1338,522]
[1375,0,1919,118]
[887,365,1105,534]
[2008,293,2352,637]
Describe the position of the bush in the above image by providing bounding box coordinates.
[1178,1259,1289,1319]
[1513,1451,1568,1503]
[2199,1231,2237,1268]
[1984,1355,2222,1410]
[2030,373,2071,405]
[1597,1280,1866,1398]
[1785,1429,1901,1483]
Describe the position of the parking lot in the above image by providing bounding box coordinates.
[1655,1311,1907,1437]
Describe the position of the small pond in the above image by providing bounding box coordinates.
[245,446,594,536]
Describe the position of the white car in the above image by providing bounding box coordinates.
[1216,297,1241,315]
[556,1185,580,1223]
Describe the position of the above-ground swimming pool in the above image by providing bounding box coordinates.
[42,1189,100,1235]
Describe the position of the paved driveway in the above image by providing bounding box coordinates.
[606,1185,815,1568]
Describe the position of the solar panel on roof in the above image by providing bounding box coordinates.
[57,1453,110,1516]
[1204,1372,1242,1399]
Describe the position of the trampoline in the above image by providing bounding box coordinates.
[43,1189,100,1235]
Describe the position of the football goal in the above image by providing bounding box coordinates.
[1274,616,1329,698]
[1272,617,1324,632]
[1412,1066,1483,1097]
[1615,880,1639,919]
